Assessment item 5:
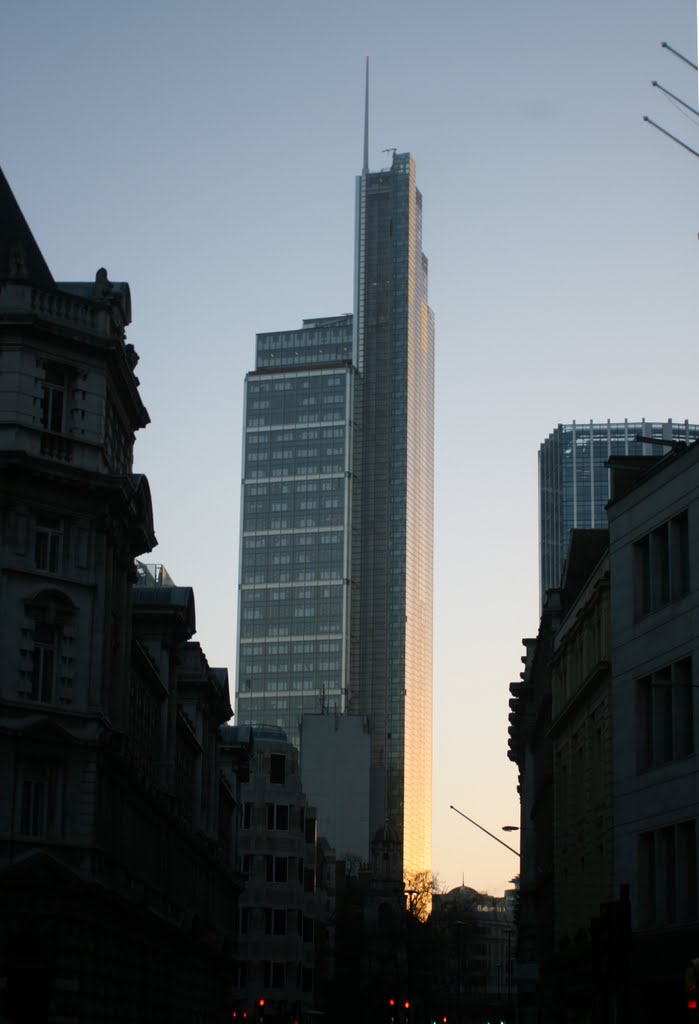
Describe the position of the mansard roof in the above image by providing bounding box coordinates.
[0,165,55,288]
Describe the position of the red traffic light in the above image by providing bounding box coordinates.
[389,999,395,1007]
[259,1000,265,1008]
[404,1002,410,1010]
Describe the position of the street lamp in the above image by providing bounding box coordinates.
[449,805,520,857]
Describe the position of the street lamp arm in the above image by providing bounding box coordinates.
[449,804,521,857]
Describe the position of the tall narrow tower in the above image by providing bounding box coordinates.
[234,70,434,882]
[351,79,435,878]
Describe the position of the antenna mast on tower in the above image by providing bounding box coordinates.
[363,57,369,174]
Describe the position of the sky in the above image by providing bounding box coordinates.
[3,0,698,897]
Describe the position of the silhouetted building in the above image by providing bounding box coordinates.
[511,441,699,1024]
[607,443,699,1022]
[231,726,332,1019]
[431,885,516,1019]
[0,167,244,1023]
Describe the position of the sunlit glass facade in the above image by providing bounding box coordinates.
[539,419,699,604]
[235,152,434,884]
[351,153,434,880]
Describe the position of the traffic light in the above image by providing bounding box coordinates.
[257,999,265,1024]
[686,960,699,1013]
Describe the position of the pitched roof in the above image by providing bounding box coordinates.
[0,165,55,288]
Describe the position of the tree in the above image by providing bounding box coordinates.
[403,870,442,922]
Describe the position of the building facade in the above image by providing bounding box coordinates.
[511,442,699,1024]
[538,419,699,601]
[350,150,434,879]
[607,444,699,1021]
[235,139,434,880]
[230,726,331,1019]
[235,315,355,745]
[0,167,245,1023]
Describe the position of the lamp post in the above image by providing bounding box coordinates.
[449,804,519,1024]
[449,805,520,858]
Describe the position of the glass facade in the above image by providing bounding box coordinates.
[539,419,699,602]
[351,153,434,880]
[235,153,434,883]
[236,317,354,746]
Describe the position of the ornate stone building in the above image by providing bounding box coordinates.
[0,167,244,1023]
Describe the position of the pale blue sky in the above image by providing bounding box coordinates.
[3,0,697,894]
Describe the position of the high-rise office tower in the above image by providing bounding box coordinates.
[350,144,434,879]
[236,76,434,879]
[539,419,699,601]
[236,315,355,746]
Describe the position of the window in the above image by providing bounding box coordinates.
[22,589,76,706]
[18,759,60,837]
[34,515,63,574]
[262,962,285,989]
[634,510,690,617]
[637,658,693,770]
[242,802,253,829]
[270,754,285,784]
[268,801,290,830]
[265,856,289,883]
[40,363,69,433]
[31,623,59,703]
[639,821,697,927]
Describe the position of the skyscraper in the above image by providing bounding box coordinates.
[235,79,434,879]
[350,148,434,879]
[236,315,355,745]
[539,419,699,602]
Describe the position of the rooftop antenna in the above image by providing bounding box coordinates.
[363,56,369,175]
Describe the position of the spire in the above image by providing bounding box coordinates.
[363,56,369,174]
